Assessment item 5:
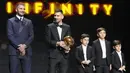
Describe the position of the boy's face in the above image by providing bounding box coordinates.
[80,37,89,46]
[114,44,121,52]
[97,30,106,39]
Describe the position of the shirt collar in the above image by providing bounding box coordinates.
[99,38,105,42]
[116,51,121,54]
[16,14,24,21]
[82,44,87,48]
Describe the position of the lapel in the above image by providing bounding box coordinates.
[86,46,89,59]
[22,18,27,26]
[14,16,21,33]
[52,23,67,41]
[121,52,124,65]
[19,18,27,33]
[105,40,108,56]
[15,16,20,22]
[79,45,84,59]
[61,23,67,40]
[97,39,102,52]
[80,45,88,60]
[115,51,122,66]
[98,39,107,56]
[52,23,60,40]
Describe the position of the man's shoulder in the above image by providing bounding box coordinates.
[47,22,70,27]
[24,17,31,22]
[105,40,111,44]
[76,45,81,49]
[8,17,31,22]
[93,39,99,43]
[63,23,70,27]
[47,23,54,27]
[88,45,92,49]
[8,17,15,21]
[112,51,116,55]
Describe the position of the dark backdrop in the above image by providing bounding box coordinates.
[0,0,129,73]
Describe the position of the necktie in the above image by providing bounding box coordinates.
[20,17,22,21]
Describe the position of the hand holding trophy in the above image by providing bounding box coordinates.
[62,36,74,53]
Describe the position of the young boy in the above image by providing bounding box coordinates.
[75,34,95,73]
[112,40,126,73]
[92,27,111,73]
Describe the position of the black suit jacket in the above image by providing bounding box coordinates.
[111,51,126,73]
[92,39,111,66]
[75,45,95,67]
[7,16,34,56]
[45,22,71,58]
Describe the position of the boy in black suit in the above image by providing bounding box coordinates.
[92,27,111,73]
[75,34,95,73]
[112,40,126,73]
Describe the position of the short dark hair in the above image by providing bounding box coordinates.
[97,27,106,33]
[80,33,90,39]
[54,9,63,14]
[15,2,25,9]
[113,40,121,46]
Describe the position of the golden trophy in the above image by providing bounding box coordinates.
[63,36,74,53]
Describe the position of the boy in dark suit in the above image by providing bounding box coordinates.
[75,34,95,73]
[92,27,111,73]
[112,40,126,73]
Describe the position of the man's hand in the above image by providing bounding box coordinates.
[18,44,24,52]
[59,41,66,47]
[110,64,112,70]
[122,66,126,71]
[22,44,27,48]
[56,41,65,47]
[56,41,61,46]
[17,44,26,56]
[65,50,69,53]
[119,67,123,71]
[81,61,86,64]
[86,60,91,65]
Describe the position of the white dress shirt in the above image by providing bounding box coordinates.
[16,14,23,21]
[116,51,122,66]
[99,39,106,58]
[57,24,62,40]
[82,44,87,61]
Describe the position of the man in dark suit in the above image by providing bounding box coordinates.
[7,2,34,73]
[75,34,95,73]
[45,9,71,73]
[111,40,126,73]
[92,27,111,73]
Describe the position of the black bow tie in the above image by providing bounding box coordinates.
[56,25,63,28]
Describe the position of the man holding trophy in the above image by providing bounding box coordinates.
[7,2,34,73]
[45,9,73,73]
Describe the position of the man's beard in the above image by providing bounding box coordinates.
[53,18,58,24]
[17,12,24,17]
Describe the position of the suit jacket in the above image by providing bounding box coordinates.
[111,51,126,73]
[92,39,111,66]
[75,45,95,67]
[45,22,71,58]
[7,16,34,56]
